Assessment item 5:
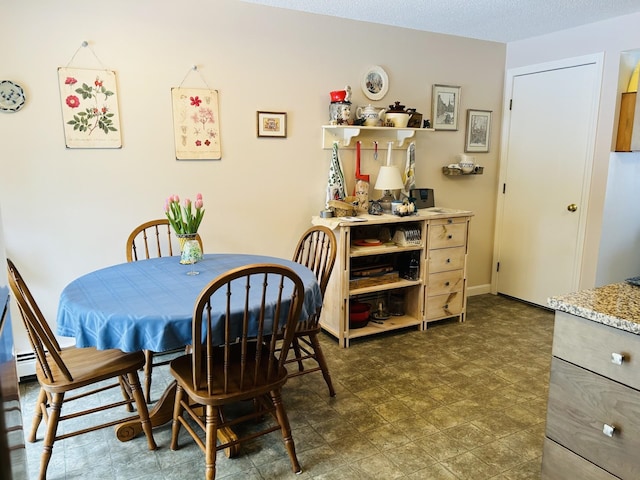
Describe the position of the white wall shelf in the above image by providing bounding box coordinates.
[322,125,434,149]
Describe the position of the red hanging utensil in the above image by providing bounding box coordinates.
[354,141,370,210]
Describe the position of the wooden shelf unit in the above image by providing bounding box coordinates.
[313,210,472,348]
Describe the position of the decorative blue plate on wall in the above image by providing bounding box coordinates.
[0,80,26,112]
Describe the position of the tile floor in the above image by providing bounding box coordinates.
[19,293,554,479]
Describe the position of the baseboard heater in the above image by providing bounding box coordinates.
[16,351,36,380]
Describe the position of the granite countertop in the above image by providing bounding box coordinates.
[548,282,640,335]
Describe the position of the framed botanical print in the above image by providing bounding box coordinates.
[431,84,461,131]
[58,67,122,148]
[171,87,221,160]
[465,109,492,152]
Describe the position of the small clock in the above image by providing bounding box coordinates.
[0,80,26,112]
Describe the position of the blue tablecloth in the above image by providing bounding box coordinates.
[56,254,323,353]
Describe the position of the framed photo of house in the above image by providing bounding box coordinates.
[431,84,461,131]
[465,109,492,152]
[257,111,287,138]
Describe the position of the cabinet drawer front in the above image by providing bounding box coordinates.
[428,270,464,296]
[553,311,640,390]
[426,292,463,319]
[430,217,467,226]
[546,358,640,480]
[542,438,618,480]
[429,223,467,249]
[428,247,465,273]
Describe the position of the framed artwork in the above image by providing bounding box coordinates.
[171,87,221,160]
[57,67,122,148]
[432,84,461,131]
[465,109,492,152]
[361,65,389,101]
[257,111,287,138]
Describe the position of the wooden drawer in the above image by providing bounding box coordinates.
[541,438,618,480]
[546,358,640,480]
[427,270,463,296]
[428,246,465,273]
[428,222,467,249]
[553,311,640,390]
[426,291,463,320]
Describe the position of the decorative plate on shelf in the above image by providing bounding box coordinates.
[361,65,389,101]
[0,80,26,112]
[354,239,383,246]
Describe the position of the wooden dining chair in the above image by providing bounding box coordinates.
[6,259,157,480]
[284,225,337,396]
[126,218,203,403]
[126,218,203,262]
[169,264,305,480]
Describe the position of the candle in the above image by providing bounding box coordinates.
[386,142,392,166]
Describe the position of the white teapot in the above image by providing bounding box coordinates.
[356,104,386,126]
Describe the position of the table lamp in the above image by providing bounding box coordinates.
[374,165,404,213]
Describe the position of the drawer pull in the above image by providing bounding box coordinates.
[444,281,450,286]
[446,258,451,263]
[447,234,453,239]
[603,424,616,437]
[447,219,453,224]
[611,352,624,365]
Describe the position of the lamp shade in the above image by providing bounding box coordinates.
[374,165,404,191]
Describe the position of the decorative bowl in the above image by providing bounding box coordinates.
[385,112,410,128]
[349,302,371,329]
[459,162,475,173]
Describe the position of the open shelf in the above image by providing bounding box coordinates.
[322,125,434,149]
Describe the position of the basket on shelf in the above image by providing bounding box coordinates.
[329,196,359,217]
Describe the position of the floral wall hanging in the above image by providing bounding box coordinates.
[171,87,221,160]
[57,67,122,148]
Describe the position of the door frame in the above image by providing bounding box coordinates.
[490,53,604,297]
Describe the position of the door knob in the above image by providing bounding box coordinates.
[567,204,578,212]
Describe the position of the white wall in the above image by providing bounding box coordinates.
[506,13,640,288]
[0,0,505,353]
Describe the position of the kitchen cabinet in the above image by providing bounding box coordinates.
[544,284,640,479]
[322,125,433,149]
[615,92,640,152]
[312,209,472,348]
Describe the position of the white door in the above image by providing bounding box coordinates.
[493,55,602,306]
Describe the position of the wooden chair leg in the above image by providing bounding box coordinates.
[39,392,63,480]
[270,389,301,474]
[291,337,304,372]
[143,350,154,403]
[309,332,336,397]
[170,385,185,451]
[126,371,157,450]
[205,405,218,480]
[28,388,47,443]
[118,375,134,412]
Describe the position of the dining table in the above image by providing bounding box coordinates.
[56,253,323,453]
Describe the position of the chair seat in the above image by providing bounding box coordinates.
[37,347,146,393]
[170,344,289,406]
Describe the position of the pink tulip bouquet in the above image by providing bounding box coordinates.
[165,193,205,235]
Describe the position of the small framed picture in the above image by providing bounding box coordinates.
[432,84,461,131]
[465,109,492,152]
[257,111,287,138]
